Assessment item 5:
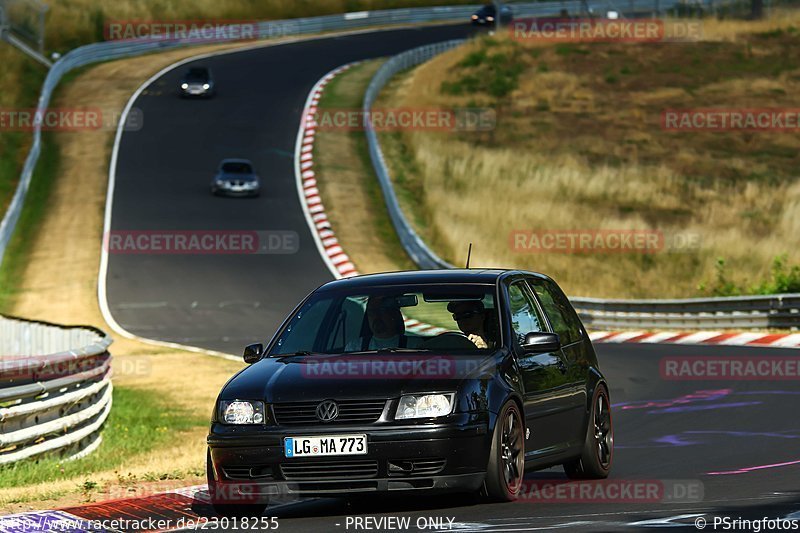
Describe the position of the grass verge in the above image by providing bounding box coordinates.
[0,43,256,513]
[0,386,206,490]
[313,60,416,274]
[0,132,59,311]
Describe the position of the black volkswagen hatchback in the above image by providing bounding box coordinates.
[207,270,613,515]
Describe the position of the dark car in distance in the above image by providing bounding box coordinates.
[471,4,514,25]
[180,66,215,97]
[207,270,613,515]
[210,159,260,197]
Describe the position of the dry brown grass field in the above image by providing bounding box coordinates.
[376,11,800,298]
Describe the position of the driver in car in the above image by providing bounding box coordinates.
[346,296,422,351]
[448,300,493,349]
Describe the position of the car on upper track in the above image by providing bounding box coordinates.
[206,269,613,515]
[471,4,514,25]
[179,66,215,97]
[210,159,260,197]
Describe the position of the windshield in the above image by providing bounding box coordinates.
[221,162,253,173]
[269,284,499,355]
[185,68,209,81]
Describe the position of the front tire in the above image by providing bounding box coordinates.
[206,450,268,517]
[483,401,525,502]
[563,384,613,479]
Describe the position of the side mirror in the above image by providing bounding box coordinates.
[243,343,264,364]
[521,332,560,353]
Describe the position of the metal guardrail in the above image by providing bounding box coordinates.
[362,20,800,332]
[0,315,113,465]
[363,39,464,270]
[572,294,800,330]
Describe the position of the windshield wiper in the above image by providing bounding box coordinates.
[349,348,430,354]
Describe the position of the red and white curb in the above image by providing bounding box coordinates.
[0,485,210,532]
[590,330,800,348]
[294,63,445,337]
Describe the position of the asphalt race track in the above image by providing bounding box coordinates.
[106,23,472,354]
[105,23,800,533]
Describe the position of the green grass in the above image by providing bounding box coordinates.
[0,53,47,223]
[0,386,206,488]
[0,132,59,310]
[0,132,60,312]
[314,60,416,272]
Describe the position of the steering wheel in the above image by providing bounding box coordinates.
[421,331,477,350]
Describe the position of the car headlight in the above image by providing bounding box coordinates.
[181,83,189,89]
[203,83,211,90]
[395,393,455,420]
[487,16,495,21]
[219,400,265,424]
[471,15,478,19]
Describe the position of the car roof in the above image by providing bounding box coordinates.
[317,269,551,291]
[219,158,253,165]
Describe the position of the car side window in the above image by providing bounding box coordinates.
[506,282,545,347]
[528,279,583,345]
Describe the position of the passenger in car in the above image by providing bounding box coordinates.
[346,296,422,351]
[448,301,494,348]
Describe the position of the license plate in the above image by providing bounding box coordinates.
[284,434,367,457]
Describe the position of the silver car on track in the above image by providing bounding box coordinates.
[210,159,260,197]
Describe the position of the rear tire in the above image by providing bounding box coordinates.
[563,384,613,479]
[482,401,525,502]
[206,450,268,517]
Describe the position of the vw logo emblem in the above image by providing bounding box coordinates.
[316,400,339,422]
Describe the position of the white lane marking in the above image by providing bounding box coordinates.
[628,513,704,528]
[448,521,592,532]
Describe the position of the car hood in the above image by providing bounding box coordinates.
[220,352,499,403]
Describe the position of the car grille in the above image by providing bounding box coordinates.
[272,399,387,425]
[222,466,274,481]
[388,458,447,477]
[280,460,378,480]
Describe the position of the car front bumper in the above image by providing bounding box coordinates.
[207,415,489,498]
[181,86,213,97]
[212,186,259,196]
